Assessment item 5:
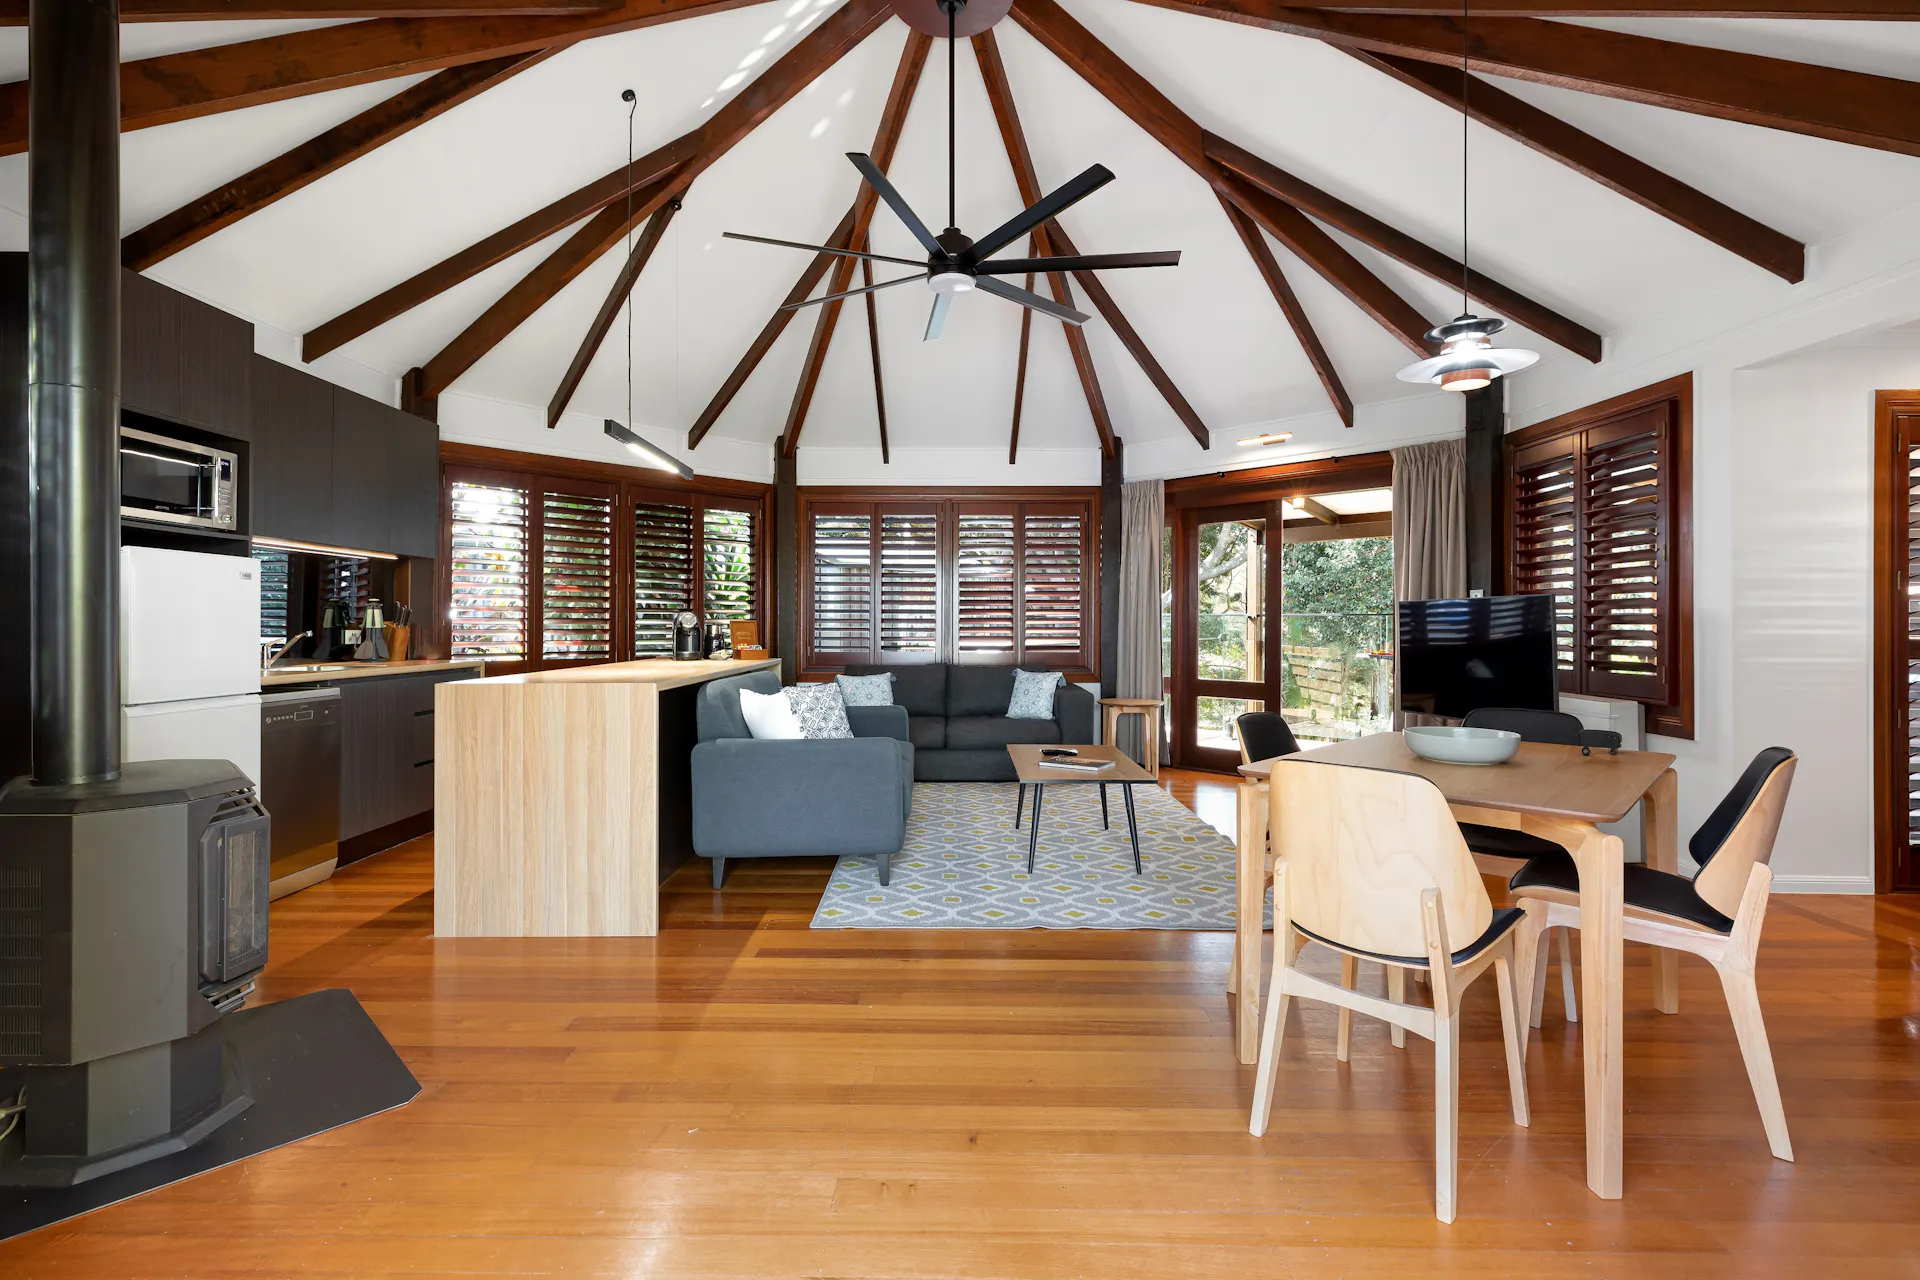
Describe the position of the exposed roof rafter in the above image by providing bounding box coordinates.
[303,0,892,368]
[779,31,934,459]
[1216,192,1353,427]
[0,0,619,18]
[545,194,682,427]
[0,0,763,156]
[1127,0,1920,157]
[1347,50,1805,282]
[123,50,552,272]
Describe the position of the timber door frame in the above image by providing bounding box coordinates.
[1170,500,1285,773]
[1872,391,1920,892]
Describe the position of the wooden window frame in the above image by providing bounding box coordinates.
[1871,390,1920,893]
[438,443,771,676]
[1502,373,1695,739]
[796,486,1100,680]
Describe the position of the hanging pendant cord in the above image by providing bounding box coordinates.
[1461,0,1470,317]
[624,88,637,430]
[947,3,956,230]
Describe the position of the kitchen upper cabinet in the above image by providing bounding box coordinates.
[122,270,251,439]
[248,355,440,556]
[250,355,334,545]
[332,387,392,554]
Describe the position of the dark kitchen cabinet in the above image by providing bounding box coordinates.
[248,354,440,556]
[121,269,251,440]
[331,387,393,554]
[250,355,335,545]
[336,667,475,855]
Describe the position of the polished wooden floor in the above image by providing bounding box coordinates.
[5,771,1919,1277]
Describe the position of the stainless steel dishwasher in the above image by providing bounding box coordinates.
[261,687,342,900]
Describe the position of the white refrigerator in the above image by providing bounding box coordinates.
[120,546,262,785]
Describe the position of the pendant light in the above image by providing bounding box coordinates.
[603,87,694,480]
[1397,0,1537,393]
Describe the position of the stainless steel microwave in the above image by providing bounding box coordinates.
[120,424,239,532]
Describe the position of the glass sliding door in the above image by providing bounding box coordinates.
[1172,502,1282,771]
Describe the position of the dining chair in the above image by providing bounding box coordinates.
[1227,713,1301,998]
[1458,706,1586,1025]
[1508,746,1798,1161]
[1249,758,1531,1223]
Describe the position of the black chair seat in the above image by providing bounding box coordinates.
[1509,851,1734,933]
[1293,907,1524,969]
[1459,822,1567,863]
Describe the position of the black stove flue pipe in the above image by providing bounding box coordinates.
[28,0,121,786]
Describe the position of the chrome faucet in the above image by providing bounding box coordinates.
[262,632,312,669]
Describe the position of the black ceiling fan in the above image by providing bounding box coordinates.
[723,0,1181,340]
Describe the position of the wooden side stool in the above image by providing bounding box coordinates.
[1100,697,1163,778]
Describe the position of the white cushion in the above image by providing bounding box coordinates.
[739,687,803,740]
[785,682,854,739]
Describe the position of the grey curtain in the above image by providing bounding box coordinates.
[1391,438,1468,728]
[1115,478,1164,763]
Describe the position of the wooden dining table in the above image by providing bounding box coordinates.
[1236,732,1679,1201]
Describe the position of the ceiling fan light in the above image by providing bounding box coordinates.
[929,270,975,295]
[1236,431,1293,447]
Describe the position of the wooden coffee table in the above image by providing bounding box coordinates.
[1007,744,1156,874]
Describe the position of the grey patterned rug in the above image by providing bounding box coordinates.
[811,780,1267,930]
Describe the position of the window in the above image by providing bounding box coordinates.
[252,548,290,641]
[442,449,769,674]
[801,494,1097,674]
[1505,374,1692,737]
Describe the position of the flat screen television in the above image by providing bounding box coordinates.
[1397,595,1558,720]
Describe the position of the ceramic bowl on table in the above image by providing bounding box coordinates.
[1403,725,1521,766]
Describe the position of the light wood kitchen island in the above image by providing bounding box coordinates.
[433,657,779,937]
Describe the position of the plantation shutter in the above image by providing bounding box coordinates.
[811,509,875,663]
[1509,439,1579,675]
[702,506,756,630]
[1020,506,1086,667]
[537,486,615,662]
[878,510,940,658]
[633,499,694,658]
[1579,406,1671,704]
[955,510,1017,661]
[448,476,531,658]
[251,549,290,641]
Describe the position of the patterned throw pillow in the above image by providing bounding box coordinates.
[784,682,854,739]
[834,672,895,707]
[1006,668,1064,721]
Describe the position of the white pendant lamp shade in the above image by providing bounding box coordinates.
[1396,314,1538,393]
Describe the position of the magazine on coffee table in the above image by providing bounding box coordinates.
[1039,757,1116,773]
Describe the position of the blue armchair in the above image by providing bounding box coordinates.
[691,671,915,888]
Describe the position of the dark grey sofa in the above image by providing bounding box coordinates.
[842,663,1096,782]
[691,670,915,886]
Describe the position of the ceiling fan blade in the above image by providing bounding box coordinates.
[848,152,942,257]
[780,272,929,312]
[975,251,1182,274]
[974,275,1090,327]
[924,292,952,341]
[968,164,1115,262]
[723,231,925,268]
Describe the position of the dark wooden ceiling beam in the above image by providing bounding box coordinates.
[544,195,681,427]
[0,0,761,156]
[418,174,680,398]
[1124,0,1920,157]
[1010,0,1434,358]
[1348,51,1804,282]
[779,32,933,459]
[1125,0,1920,12]
[302,0,889,364]
[124,51,548,272]
[1203,132,1601,360]
[979,27,1170,456]
[686,207,856,449]
[861,255,892,464]
[1216,192,1353,427]
[0,0,619,19]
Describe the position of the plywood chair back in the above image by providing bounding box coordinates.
[1272,759,1492,962]
[1690,748,1797,919]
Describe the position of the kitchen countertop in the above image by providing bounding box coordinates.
[453,657,779,690]
[262,658,486,688]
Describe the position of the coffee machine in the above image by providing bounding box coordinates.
[672,611,702,660]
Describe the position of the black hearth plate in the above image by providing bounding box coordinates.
[0,988,419,1241]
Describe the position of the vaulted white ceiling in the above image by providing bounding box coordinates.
[0,3,1916,480]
